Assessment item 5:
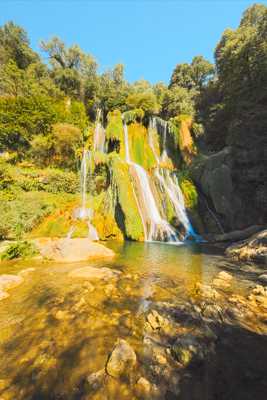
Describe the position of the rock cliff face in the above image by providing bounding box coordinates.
[191,142,267,233]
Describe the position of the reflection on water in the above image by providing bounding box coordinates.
[0,242,266,399]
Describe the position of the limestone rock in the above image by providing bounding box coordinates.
[0,274,23,300]
[135,377,151,398]
[226,229,267,264]
[171,335,206,366]
[34,238,115,262]
[259,274,267,283]
[69,266,121,280]
[106,339,136,378]
[87,369,106,391]
[195,282,221,300]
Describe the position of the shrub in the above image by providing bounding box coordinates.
[123,108,144,124]
[1,241,38,260]
[0,159,13,189]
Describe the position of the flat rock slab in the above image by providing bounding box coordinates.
[0,274,24,301]
[34,238,115,262]
[69,266,121,280]
[106,339,136,378]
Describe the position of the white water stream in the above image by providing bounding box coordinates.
[123,121,179,242]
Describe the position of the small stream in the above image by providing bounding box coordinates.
[0,242,266,399]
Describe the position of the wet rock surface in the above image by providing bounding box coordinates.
[0,246,267,400]
[226,228,267,264]
[106,339,137,378]
[34,237,115,262]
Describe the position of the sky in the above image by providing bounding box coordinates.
[0,0,265,83]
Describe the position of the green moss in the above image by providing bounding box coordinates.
[1,240,38,261]
[123,108,144,124]
[106,110,124,141]
[180,176,198,210]
[109,155,144,241]
[128,123,156,170]
[92,211,123,241]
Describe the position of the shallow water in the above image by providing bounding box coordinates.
[0,242,266,399]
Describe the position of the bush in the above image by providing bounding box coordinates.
[0,159,13,189]
[123,108,144,124]
[1,241,38,260]
[0,191,77,239]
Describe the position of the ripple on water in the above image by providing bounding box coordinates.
[0,242,266,399]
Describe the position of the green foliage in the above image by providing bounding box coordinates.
[169,56,214,91]
[0,159,13,189]
[0,21,39,69]
[123,108,144,124]
[0,162,79,193]
[0,94,64,151]
[1,240,38,260]
[199,4,267,151]
[178,172,198,210]
[126,90,159,115]
[109,155,144,240]
[106,109,124,142]
[0,190,76,240]
[128,123,156,170]
[162,86,195,119]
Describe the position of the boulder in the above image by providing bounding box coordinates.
[106,339,136,378]
[69,266,121,280]
[86,369,106,391]
[135,377,151,398]
[0,274,23,291]
[226,229,267,264]
[0,274,23,301]
[259,274,267,283]
[34,238,115,262]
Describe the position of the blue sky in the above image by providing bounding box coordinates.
[1,0,265,83]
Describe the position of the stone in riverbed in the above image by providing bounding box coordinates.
[69,266,121,280]
[34,238,115,262]
[0,274,23,291]
[135,377,151,398]
[86,369,106,391]
[259,274,267,284]
[106,339,136,378]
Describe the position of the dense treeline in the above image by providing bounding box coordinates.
[0,3,266,165]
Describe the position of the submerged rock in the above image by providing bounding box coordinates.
[87,369,106,391]
[106,339,136,378]
[259,274,267,283]
[34,238,115,262]
[135,377,151,398]
[171,334,206,366]
[69,266,121,280]
[195,282,221,300]
[0,274,24,300]
[212,271,233,289]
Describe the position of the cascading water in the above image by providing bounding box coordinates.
[71,149,99,241]
[149,117,196,239]
[123,120,179,243]
[93,109,106,153]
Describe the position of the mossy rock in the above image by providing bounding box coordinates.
[109,155,144,241]
[180,178,198,210]
[128,123,157,170]
[92,212,123,241]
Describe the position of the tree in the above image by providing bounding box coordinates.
[0,22,38,69]
[40,37,98,99]
[162,86,195,119]
[169,56,214,91]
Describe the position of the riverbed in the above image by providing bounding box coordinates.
[0,242,266,399]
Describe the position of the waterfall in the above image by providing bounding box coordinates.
[73,149,99,240]
[149,118,196,239]
[93,109,106,153]
[123,121,179,243]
